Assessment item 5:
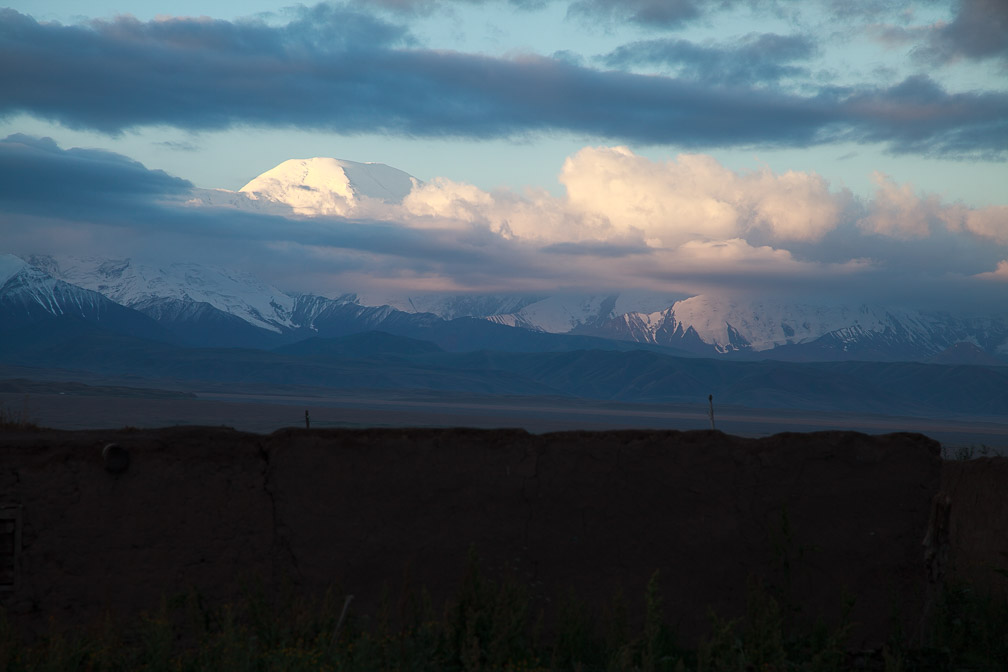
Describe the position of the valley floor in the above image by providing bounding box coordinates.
[3,383,1006,454]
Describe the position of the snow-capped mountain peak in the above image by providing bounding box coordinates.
[393,291,682,334]
[661,295,889,352]
[238,157,417,216]
[1,254,139,326]
[28,255,297,333]
[579,293,1008,359]
[0,253,29,286]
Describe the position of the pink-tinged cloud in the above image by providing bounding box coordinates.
[975,259,1008,281]
[858,173,1008,244]
[941,204,1008,244]
[559,147,848,245]
[858,172,938,239]
[402,146,849,246]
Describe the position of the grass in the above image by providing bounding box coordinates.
[940,443,995,460]
[0,396,38,431]
[2,550,1006,672]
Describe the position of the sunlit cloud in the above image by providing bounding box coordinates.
[858,171,938,239]
[976,259,1008,281]
[560,147,849,245]
[941,204,1008,244]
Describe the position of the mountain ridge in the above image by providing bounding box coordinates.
[8,252,1008,363]
[0,254,169,342]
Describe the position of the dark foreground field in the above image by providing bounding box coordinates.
[1,426,1007,669]
[3,385,1007,453]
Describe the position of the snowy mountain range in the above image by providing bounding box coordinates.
[4,155,1008,364]
[0,255,168,341]
[579,296,1008,361]
[24,255,297,333]
[4,251,1007,364]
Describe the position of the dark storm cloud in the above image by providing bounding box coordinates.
[0,134,192,219]
[347,0,547,15]
[1,8,1006,159]
[154,140,200,152]
[917,0,1008,65]
[566,0,705,27]
[540,241,653,257]
[839,75,1008,158]
[602,33,815,85]
[823,0,931,20]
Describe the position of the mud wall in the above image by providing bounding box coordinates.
[939,457,1008,596]
[1,427,944,646]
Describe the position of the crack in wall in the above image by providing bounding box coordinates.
[257,442,303,585]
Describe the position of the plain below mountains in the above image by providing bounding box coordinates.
[3,314,1007,419]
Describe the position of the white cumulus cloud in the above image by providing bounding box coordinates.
[940,203,1008,244]
[858,172,938,239]
[393,146,850,248]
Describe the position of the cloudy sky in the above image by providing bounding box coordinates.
[1,0,1006,310]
